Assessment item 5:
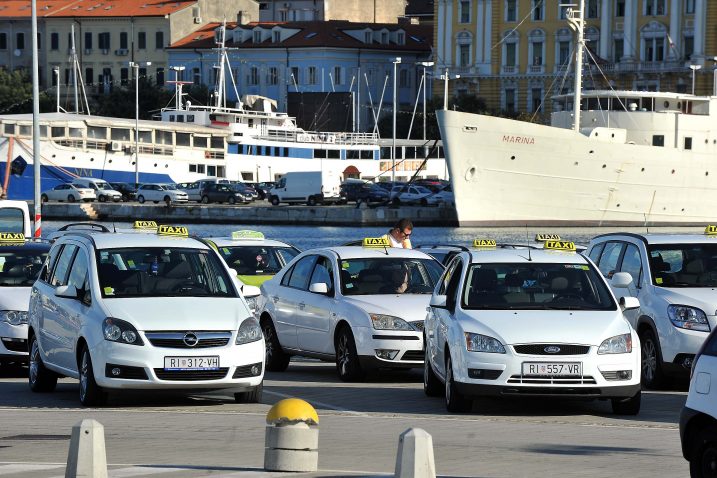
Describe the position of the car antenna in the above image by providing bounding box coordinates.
[112,222,116,233]
[644,213,649,234]
[525,224,532,262]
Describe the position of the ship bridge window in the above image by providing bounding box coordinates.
[684,137,692,150]
[19,125,30,136]
[39,126,47,138]
[69,128,83,138]
[157,130,173,145]
[194,136,208,148]
[138,130,152,143]
[327,149,340,159]
[210,136,224,149]
[51,127,65,138]
[361,150,373,159]
[653,135,665,147]
[176,132,191,147]
[187,115,195,122]
[313,149,327,159]
[176,115,184,123]
[87,126,106,140]
[3,124,15,135]
[111,128,131,141]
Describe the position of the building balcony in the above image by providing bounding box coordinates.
[587,60,687,74]
[502,65,518,74]
[528,64,545,74]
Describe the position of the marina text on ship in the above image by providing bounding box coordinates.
[502,135,535,144]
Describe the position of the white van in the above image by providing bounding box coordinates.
[268,171,341,206]
[0,200,31,237]
[72,178,122,203]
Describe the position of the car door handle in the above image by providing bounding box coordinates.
[272,295,279,303]
[298,302,305,310]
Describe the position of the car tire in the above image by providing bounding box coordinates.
[28,334,57,393]
[392,198,401,206]
[137,195,145,204]
[445,354,472,412]
[335,325,365,382]
[690,428,717,478]
[201,195,210,204]
[356,198,363,206]
[79,346,106,407]
[420,198,428,207]
[41,194,48,203]
[640,328,665,389]
[99,195,107,203]
[67,194,76,203]
[423,348,442,397]
[270,196,280,206]
[308,196,317,206]
[163,195,171,206]
[234,383,263,403]
[261,318,290,372]
[611,390,641,415]
[229,196,236,205]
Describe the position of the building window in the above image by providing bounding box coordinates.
[192,67,200,85]
[684,36,694,60]
[644,37,665,61]
[364,31,372,43]
[37,32,41,50]
[290,66,300,85]
[652,135,664,146]
[308,66,317,85]
[645,0,665,15]
[273,31,281,42]
[16,32,24,50]
[506,42,517,66]
[397,32,405,45]
[268,66,278,85]
[120,68,128,85]
[381,32,388,44]
[156,67,164,86]
[85,67,93,85]
[505,88,516,112]
[250,67,259,85]
[532,0,544,21]
[559,5,569,19]
[155,31,164,49]
[684,137,692,150]
[399,69,410,88]
[615,0,625,17]
[613,39,624,62]
[120,32,128,49]
[685,0,695,14]
[559,41,571,65]
[51,32,59,50]
[587,0,599,18]
[84,32,92,50]
[138,32,146,50]
[459,44,470,67]
[333,66,342,85]
[505,0,517,21]
[64,68,71,85]
[253,30,262,43]
[459,1,470,23]
[0,33,6,50]
[98,32,110,50]
[531,88,543,112]
[279,9,288,21]
[532,41,543,65]
[138,67,147,78]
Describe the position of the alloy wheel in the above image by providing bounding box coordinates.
[29,340,40,385]
[641,339,657,383]
[337,334,349,376]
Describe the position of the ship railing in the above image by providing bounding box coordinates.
[257,130,379,145]
[587,60,685,74]
[55,139,84,149]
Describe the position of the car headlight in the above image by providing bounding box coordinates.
[102,318,144,346]
[465,333,505,353]
[0,310,28,326]
[598,333,632,354]
[245,295,259,316]
[667,305,710,332]
[236,318,262,345]
[370,314,413,331]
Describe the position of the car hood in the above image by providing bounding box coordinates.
[656,287,717,316]
[102,297,248,331]
[0,286,31,311]
[458,310,630,346]
[343,294,430,322]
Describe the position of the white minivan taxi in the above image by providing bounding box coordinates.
[424,240,642,414]
[28,227,264,406]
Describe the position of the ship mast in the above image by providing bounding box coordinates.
[567,0,585,133]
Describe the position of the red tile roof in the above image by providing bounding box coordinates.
[171,20,433,51]
[0,0,195,18]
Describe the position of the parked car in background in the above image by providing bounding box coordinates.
[269,171,341,206]
[414,179,449,193]
[72,178,122,203]
[136,184,188,205]
[177,182,203,202]
[340,182,390,204]
[200,183,250,204]
[109,182,137,202]
[390,185,439,206]
[375,181,406,193]
[41,183,96,203]
[246,182,273,200]
[431,184,455,206]
[230,182,258,201]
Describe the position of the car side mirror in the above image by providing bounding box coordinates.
[241,284,261,297]
[309,282,329,294]
[229,268,239,277]
[611,272,633,288]
[430,294,448,309]
[55,284,78,299]
[619,296,640,310]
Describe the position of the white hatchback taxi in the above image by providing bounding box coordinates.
[27,226,264,406]
[258,238,444,381]
[424,240,642,414]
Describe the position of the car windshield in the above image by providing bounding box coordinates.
[462,262,616,310]
[96,247,236,298]
[340,257,443,295]
[648,243,717,287]
[217,245,298,275]
[0,248,49,286]
[163,184,177,190]
[96,183,112,190]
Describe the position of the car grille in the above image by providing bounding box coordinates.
[507,374,597,385]
[1,338,27,353]
[513,344,590,355]
[145,331,232,349]
[232,363,263,378]
[401,350,425,361]
[153,368,229,381]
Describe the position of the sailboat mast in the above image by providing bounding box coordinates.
[71,24,79,114]
[214,23,226,110]
[571,0,585,133]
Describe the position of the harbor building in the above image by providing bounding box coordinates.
[434,0,717,115]
[257,0,407,24]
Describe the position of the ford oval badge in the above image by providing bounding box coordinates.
[544,346,561,354]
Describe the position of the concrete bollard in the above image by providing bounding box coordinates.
[65,419,108,478]
[394,428,436,478]
[264,398,319,472]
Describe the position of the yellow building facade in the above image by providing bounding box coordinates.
[435,0,717,115]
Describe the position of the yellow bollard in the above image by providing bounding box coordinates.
[264,398,319,472]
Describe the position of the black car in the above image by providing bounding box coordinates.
[200,183,250,204]
[230,182,257,201]
[246,182,273,200]
[340,183,390,204]
[109,182,137,201]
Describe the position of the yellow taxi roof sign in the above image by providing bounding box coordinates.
[0,232,26,245]
[705,225,717,235]
[134,220,158,230]
[535,233,561,242]
[544,240,576,252]
[157,225,189,237]
[472,239,496,248]
[232,230,265,240]
[363,237,390,248]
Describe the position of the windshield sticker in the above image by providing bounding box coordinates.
[581,265,589,270]
[342,261,349,269]
[223,248,230,254]
[522,279,537,288]
[656,277,663,284]
[101,251,108,260]
[345,283,353,288]
[104,287,115,295]
[127,259,135,268]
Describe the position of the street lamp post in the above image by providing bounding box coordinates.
[129,61,151,186]
[392,57,401,183]
[690,64,702,95]
[418,61,434,140]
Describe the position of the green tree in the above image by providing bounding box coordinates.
[0,69,53,114]
[93,78,174,119]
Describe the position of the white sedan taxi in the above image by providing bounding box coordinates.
[424,239,642,414]
[258,238,444,381]
[28,225,264,406]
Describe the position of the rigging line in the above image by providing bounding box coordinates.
[15,138,80,179]
[530,44,576,123]
[491,1,543,50]
[406,74,425,139]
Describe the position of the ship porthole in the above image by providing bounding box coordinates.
[706,172,709,176]
[132,161,136,165]
[154,163,157,167]
[602,164,606,168]
[108,159,112,164]
[574,162,579,166]
[465,167,477,181]
[510,155,515,160]
[90,158,94,162]
[641,168,645,172]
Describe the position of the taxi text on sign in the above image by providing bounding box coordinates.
[544,240,576,251]
[134,220,158,230]
[0,232,26,245]
[363,237,390,248]
[157,225,189,237]
[473,239,496,248]
[705,225,717,235]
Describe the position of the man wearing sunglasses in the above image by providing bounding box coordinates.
[382,218,413,249]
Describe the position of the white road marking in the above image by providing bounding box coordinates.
[263,389,370,417]
[0,463,63,475]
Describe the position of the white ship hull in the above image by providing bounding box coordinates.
[438,110,717,226]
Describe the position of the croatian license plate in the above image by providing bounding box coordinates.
[522,362,582,376]
[164,356,219,371]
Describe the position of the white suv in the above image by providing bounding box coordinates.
[27,228,264,406]
[586,233,716,388]
[680,328,717,477]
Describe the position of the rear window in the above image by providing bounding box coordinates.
[0,208,26,234]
